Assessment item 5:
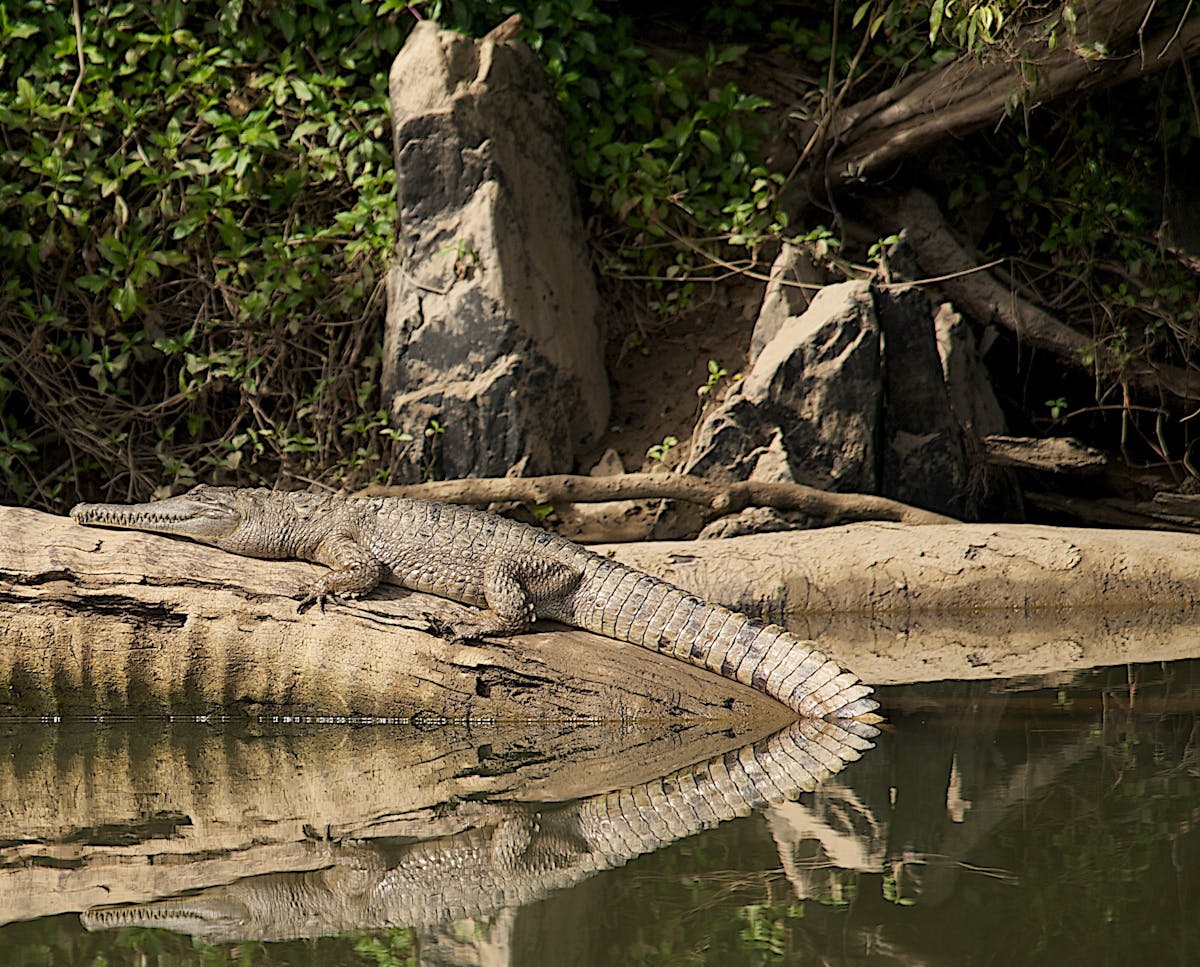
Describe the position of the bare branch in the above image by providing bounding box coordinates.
[356,473,957,527]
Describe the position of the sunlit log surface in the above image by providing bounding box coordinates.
[6,506,1200,714]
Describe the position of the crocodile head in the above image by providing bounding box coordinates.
[81,892,255,944]
[70,485,296,558]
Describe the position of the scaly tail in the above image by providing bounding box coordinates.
[576,716,879,862]
[568,559,878,720]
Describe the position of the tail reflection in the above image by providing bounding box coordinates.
[81,717,878,942]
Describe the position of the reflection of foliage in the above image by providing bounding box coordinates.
[1027,716,1200,958]
[950,698,1200,962]
[591,824,829,965]
[354,927,418,967]
[0,917,372,965]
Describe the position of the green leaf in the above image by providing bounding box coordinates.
[112,279,139,318]
[928,0,945,43]
[172,211,206,239]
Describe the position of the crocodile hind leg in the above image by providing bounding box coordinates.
[442,558,582,642]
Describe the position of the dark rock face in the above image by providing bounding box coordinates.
[875,284,968,516]
[688,281,883,495]
[381,21,608,481]
[686,243,1013,520]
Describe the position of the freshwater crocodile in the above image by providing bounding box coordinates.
[80,715,878,941]
[70,486,878,719]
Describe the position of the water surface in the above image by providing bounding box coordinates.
[1,658,1196,965]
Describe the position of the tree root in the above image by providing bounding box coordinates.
[869,189,1200,402]
[357,472,956,527]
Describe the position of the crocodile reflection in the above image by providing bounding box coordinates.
[80,717,877,942]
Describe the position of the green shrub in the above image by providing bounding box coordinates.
[0,0,797,506]
[424,0,788,280]
[0,0,406,505]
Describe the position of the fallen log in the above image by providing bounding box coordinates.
[980,435,1106,475]
[0,507,787,722]
[6,507,1200,714]
[604,522,1200,684]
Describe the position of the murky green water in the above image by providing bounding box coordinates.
[1,658,1196,965]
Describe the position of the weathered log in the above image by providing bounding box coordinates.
[980,435,1106,474]
[7,507,1200,710]
[602,521,1200,684]
[0,507,788,722]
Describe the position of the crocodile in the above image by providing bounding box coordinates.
[80,715,878,941]
[70,486,878,719]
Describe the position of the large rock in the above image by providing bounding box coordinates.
[688,280,882,494]
[748,241,823,366]
[381,19,608,481]
[686,248,991,519]
[875,284,968,515]
[934,302,1022,517]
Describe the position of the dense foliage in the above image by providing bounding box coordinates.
[0,0,404,505]
[0,0,794,505]
[1,0,1196,507]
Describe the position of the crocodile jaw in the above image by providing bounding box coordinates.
[81,895,253,942]
[71,486,242,544]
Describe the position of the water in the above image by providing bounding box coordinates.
[1,658,1197,965]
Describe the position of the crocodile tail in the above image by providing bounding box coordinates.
[659,598,878,719]
[570,560,877,720]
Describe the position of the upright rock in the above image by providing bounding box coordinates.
[686,245,988,520]
[382,19,609,481]
[876,284,968,516]
[688,281,882,494]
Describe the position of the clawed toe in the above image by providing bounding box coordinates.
[425,616,456,639]
[297,590,337,614]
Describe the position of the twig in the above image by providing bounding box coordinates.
[55,0,86,143]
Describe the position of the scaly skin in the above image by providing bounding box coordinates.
[80,716,878,941]
[71,486,879,719]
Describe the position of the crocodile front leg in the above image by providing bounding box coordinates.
[297,534,385,612]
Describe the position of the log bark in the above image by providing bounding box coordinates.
[7,506,1200,711]
[0,507,786,722]
[604,522,1200,684]
[980,434,1106,474]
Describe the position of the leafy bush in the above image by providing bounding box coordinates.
[0,0,406,505]
[420,0,789,282]
[962,88,1199,432]
[0,0,798,506]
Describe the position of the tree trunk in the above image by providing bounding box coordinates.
[828,0,1200,183]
